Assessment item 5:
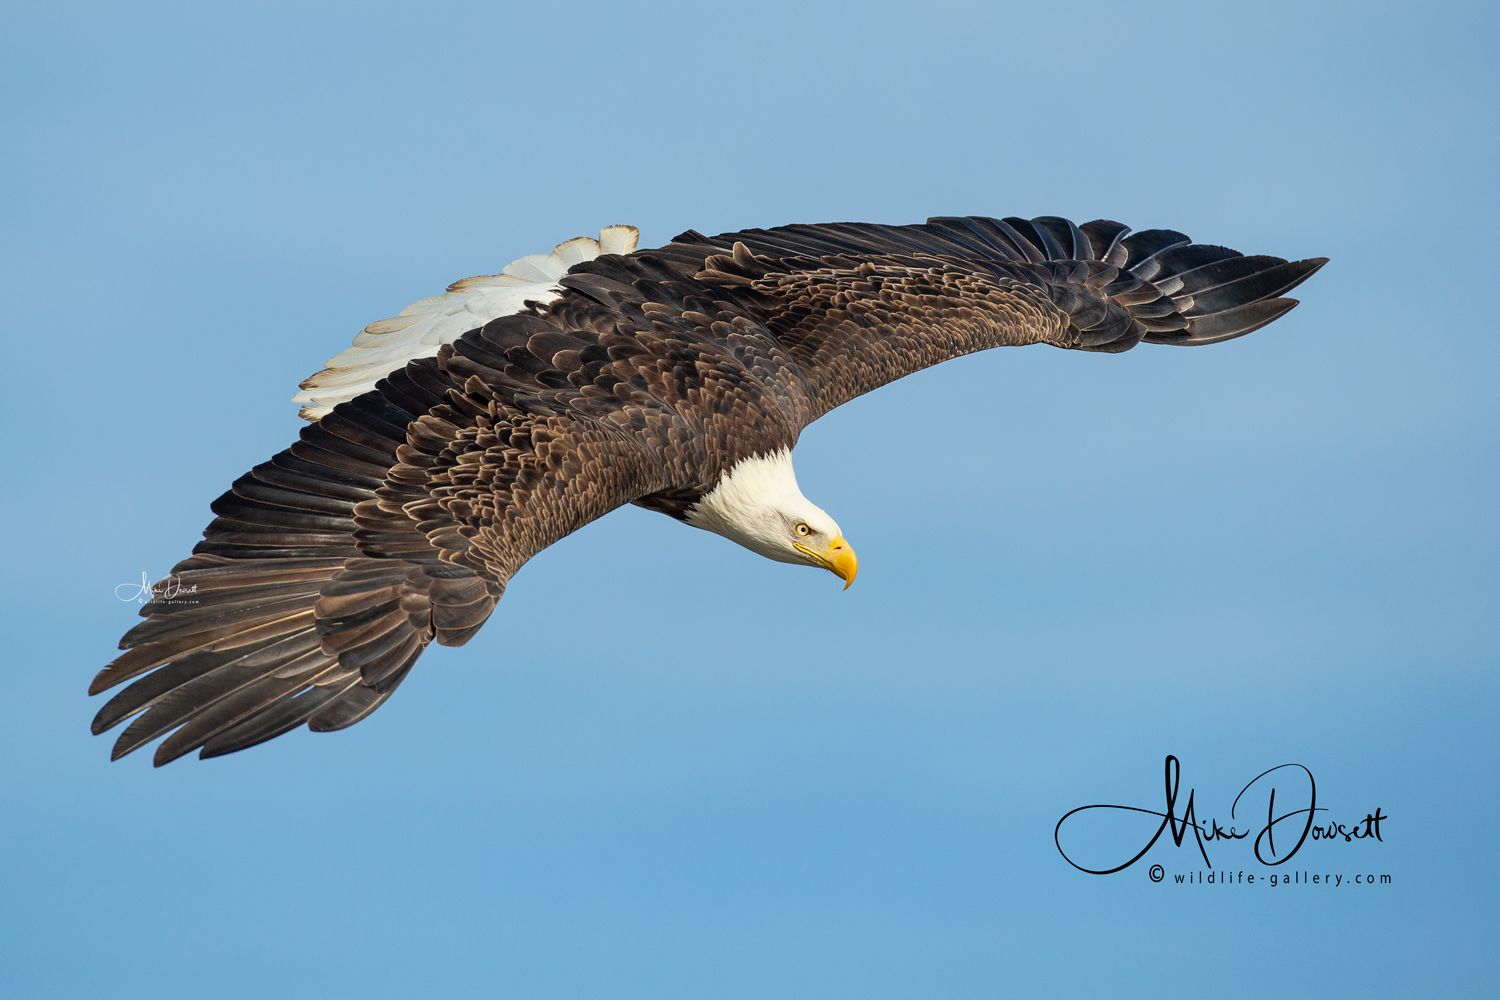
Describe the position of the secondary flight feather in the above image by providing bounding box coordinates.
[92,214,1325,765]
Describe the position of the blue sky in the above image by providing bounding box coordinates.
[3,1,1495,995]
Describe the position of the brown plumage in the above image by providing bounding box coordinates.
[92,214,1325,764]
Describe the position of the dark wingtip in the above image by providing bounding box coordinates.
[198,743,233,761]
[1284,256,1328,294]
[1183,297,1301,345]
[1261,256,1326,304]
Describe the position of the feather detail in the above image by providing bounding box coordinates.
[293,226,640,420]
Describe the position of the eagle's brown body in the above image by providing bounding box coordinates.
[92,215,1324,764]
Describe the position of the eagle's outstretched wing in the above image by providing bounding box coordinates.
[92,313,699,766]
[663,216,1325,420]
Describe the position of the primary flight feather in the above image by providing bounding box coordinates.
[92,214,1325,765]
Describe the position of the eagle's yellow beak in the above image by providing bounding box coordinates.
[795,535,859,590]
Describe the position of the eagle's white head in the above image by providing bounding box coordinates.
[685,448,858,588]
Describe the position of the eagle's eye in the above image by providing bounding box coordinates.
[793,521,812,537]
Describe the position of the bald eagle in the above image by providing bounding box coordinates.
[92,215,1324,765]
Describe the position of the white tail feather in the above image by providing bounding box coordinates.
[293,225,640,420]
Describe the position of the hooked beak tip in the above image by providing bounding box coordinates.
[795,536,858,589]
[830,536,857,590]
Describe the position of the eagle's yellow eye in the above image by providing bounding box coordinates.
[794,522,812,537]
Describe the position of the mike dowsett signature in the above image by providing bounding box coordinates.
[1054,755,1387,874]
[114,571,199,605]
